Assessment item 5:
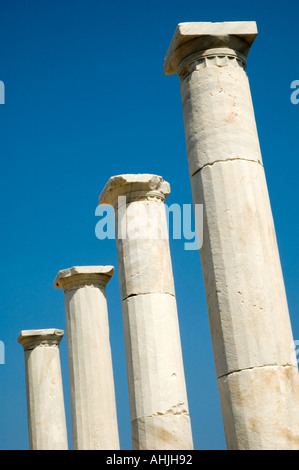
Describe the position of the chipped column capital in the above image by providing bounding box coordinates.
[17,329,64,351]
[164,21,258,77]
[98,174,171,207]
[54,266,114,291]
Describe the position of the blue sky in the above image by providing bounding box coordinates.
[0,0,298,450]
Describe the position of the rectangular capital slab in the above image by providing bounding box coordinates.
[164,21,258,75]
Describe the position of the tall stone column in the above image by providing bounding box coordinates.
[54,266,120,450]
[18,329,68,450]
[164,22,299,449]
[98,174,193,450]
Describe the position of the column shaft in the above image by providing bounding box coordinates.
[54,266,119,450]
[99,174,193,450]
[18,329,68,450]
[164,22,299,449]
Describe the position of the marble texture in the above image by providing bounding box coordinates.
[218,365,299,450]
[18,329,68,450]
[99,174,193,450]
[54,266,119,450]
[164,21,299,449]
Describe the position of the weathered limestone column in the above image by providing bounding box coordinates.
[164,22,299,449]
[54,266,120,450]
[99,174,193,450]
[17,329,68,450]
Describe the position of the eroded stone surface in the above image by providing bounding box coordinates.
[55,267,119,450]
[99,174,193,450]
[191,159,296,378]
[18,329,68,450]
[164,21,258,75]
[115,199,175,299]
[54,265,114,290]
[132,414,193,450]
[18,328,64,350]
[180,65,262,174]
[164,21,299,450]
[122,293,189,421]
[218,365,299,450]
[99,174,170,207]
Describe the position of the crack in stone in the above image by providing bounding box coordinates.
[191,157,264,177]
[123,292,176,301]
[131,407,190,422]
[217,363,297,380]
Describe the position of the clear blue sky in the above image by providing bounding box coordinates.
[0,0,298,450]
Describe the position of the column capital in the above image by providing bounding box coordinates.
[98,174,170,207]
[17,329,64,351]
[54,265,114,291]
[164,21,257,76]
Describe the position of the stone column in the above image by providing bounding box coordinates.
[98,174,193,450]
[17,329,68,450]
[54,266,120,450]
[164,22,299,449]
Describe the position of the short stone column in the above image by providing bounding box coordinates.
[54,266,120,450]
[164,22,299,449]
[99,174,193,450]
[17,329,68,450]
